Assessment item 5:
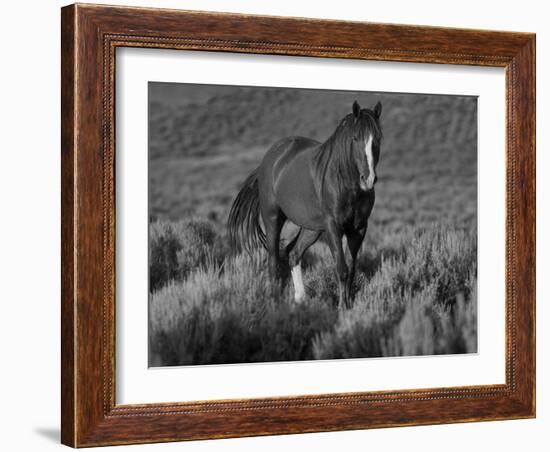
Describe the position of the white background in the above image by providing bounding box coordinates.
[0,0,546,451]
[117,49,505,404]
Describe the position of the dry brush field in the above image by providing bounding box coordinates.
[148,83,478,366]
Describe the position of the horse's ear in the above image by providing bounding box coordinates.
[352,100,361,118]
[373,101,382,120]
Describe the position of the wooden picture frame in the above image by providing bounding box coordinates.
[61,3,535,447]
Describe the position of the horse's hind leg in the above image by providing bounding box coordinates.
[325,220,348,309]
[288,228,321,303]
[263,207,286,284]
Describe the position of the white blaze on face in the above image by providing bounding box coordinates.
[291,265,305,303]
[364,134,376,190]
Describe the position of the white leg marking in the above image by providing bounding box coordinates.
[364,135,376,189]
[291,264,306,303]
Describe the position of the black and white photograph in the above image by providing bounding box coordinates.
[148,82,478,367]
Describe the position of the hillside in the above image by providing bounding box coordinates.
[149,83,477,239]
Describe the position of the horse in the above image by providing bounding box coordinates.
[228,100,382,308]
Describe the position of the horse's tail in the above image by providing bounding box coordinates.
[227,169,267,253]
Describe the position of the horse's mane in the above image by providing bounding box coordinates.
[313,109,383,192]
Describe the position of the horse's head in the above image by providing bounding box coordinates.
[349,100,383,192]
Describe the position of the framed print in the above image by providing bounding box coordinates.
[61,3,536,447]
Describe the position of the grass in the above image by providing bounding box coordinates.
[148,219,477,366]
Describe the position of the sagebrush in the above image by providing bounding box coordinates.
[148,219,477,366]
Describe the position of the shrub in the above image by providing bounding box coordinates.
[149,219,224,292]
[149,223,477,365]
[149,251,339,365]
[312,226,477,360]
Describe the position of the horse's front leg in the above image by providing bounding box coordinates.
[345,227,367,305]
[326,220,348,308]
